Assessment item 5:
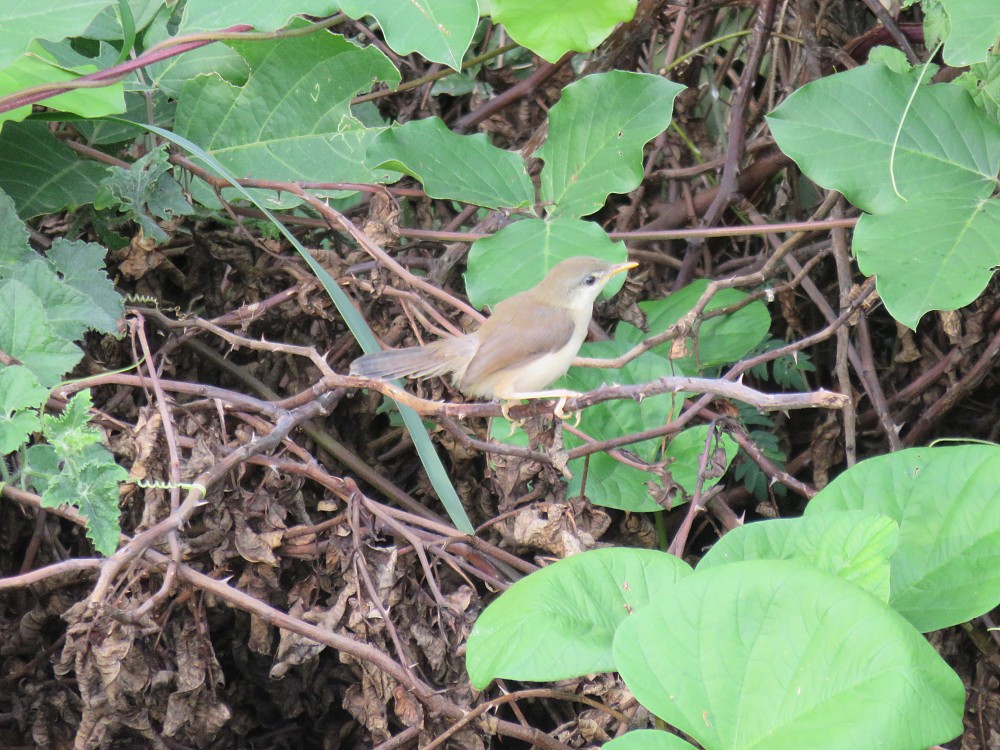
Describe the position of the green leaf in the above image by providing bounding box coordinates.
[367,117,533,209]
[698,511,900,601]
[567,451,665,512]
[604,731,700,750]
[174,32,401,188]
[0,122,108,218]
[0,280,82,387]
[95,147,195,243]
[853,195,1000,330]
[465,217,627,309]
[485,0,637,63]
[339,0,478,70]
[0,189,121,386]
[45,240,124,334]
[29,391,126,555]
[538,71,684,218]
[0,365,46,454]
[466,547,692,689]
[955,56,1000,122]
[0,41,125,127]
[122,119,473,534]
[938,0,1000,66]
[84,0,162,40]
[613,560,965,750]
[766,61,1000,214]
[562,339,690,513]
[144,6,250,99]
[72,91,177,146]
[0,1,116,69]
[178,0,340,32]
[806,444,1000,632]
[662,424,738,495]
[617,279,771,370]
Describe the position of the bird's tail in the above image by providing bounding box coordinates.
[349,337,475,381]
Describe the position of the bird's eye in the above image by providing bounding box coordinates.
[584,274,598,286]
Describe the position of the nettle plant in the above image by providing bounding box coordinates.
[1,0,1000,747]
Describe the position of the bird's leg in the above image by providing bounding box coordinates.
[497,389,582,421]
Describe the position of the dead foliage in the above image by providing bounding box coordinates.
[2,2,1000,749]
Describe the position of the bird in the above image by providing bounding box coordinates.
[349,256,637,408]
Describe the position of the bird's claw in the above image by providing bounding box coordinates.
[552,396,581,426]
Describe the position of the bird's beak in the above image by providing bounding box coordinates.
[608,261,639,278]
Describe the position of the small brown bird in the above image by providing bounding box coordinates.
[350,256,637,402]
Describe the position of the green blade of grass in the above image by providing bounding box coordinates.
[112,119,474,534]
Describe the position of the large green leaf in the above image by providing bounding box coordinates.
[698,510,899,601]
[464,217,627,309]
[0,42,125,127]
[561,339,691,513]
[466,547,692,689]
[604,731,699,750]
[538,71,684,218]
[0,1,115,68]
[367,117,533,209]
[617,279,771,370]
[0,122,107,218]
[339,0,478,70]
[144,7,249,99]
[613,561,965,750]
[806,444,1000,632]
[852,195,1000,330]
[174,32,400,187]
[767,61,1000,214]
[938,0,1000,66]
[484,0,637,63]
[178,0,339,32]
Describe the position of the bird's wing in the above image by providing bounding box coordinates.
[461,300,576,386]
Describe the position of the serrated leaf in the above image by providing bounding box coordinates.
[32,390,126,555]
[0,280,82,387]
[0,122,108,218]
[806,444,1000,632]
[698,511,899,601]
[0,1,115,69]
[614,561,965,750]
[767,61,1000,214]
[0,365,46,453]
[5,242,121,342]
[853,195,1000,330]
[467,547,692,688]
[95,148,194,243]
[465,217,627,309]
[339,0,478,70]
[46,240,124,333]
[174,32,401,187]
[539,71,684,218]
[486,0,637,63]
[367,117,533,209]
